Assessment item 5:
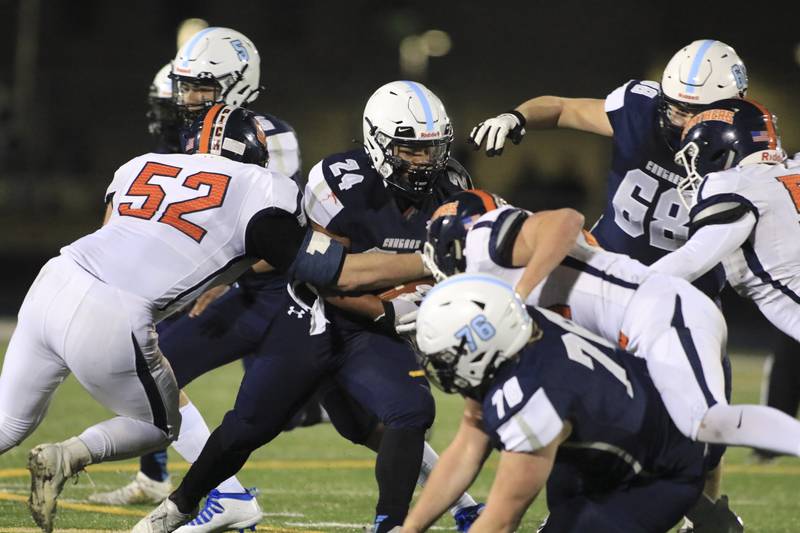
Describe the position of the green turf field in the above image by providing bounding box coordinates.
[0,343,798,532]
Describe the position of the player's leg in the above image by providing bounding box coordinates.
[90,285,263,505]
[752,330,800,462]
[624,276,800,455]
[151,302,333,532]
[0,260,71,453]
[334,329,435,533]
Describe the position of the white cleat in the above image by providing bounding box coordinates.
[174,489,263,533]
[27,441,84,533]
[88,471,172,505]
[133,498,196,533]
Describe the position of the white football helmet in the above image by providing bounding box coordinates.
[171,27,261,114]
[363,81,453,199]
[415,273,535,395]
[660,40,748,149]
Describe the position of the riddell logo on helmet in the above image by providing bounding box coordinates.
[174,66,191,75]
[419,131,441,138]
[678,93,700,101]
[762,151,783,162]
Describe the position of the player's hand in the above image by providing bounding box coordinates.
[469,110,527,156]
[375,284,432,335]
[189,285,230,317]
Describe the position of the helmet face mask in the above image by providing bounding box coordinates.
[674,99,786,209]
[363,81,453,201]
[415,273,537,397]
[171,28,261,124]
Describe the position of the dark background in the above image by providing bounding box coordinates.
[0,0,797,349]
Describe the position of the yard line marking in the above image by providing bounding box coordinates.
[0,458,375,479]
[0,491,143,516]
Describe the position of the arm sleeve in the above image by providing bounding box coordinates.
[256,115,302,183]
[244,208,309,271]
[650,212,756,282]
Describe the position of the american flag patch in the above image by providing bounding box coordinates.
[751,131,770,143]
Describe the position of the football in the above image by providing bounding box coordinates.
[378,277,436,301]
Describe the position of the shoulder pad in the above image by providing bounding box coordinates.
[444,158,473,190]
[251,112,295,136]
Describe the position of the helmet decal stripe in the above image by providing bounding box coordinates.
[684,39,716,94]
[749,99,778,150]
[402,80,434,131]
[198,104,224,154]
[468,189,498,212]
[429,273,515,299]
[180,27,219,68]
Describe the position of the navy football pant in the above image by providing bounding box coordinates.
[540,463,704,533]
[173,293,432,511]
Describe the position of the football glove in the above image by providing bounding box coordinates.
[374,285,432,336]
[469,110,526,156]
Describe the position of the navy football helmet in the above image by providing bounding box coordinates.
[184,104,269,167]
[423,190,505,281]
[675,98,785,208]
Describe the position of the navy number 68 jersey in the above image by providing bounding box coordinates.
[592,80,689,265]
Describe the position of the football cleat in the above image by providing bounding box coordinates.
[88,471,173,505]
[132,498,196,533]
[454,503,485,532]
[27,440,87,533]
[174,488,263,533]
[679,494,744,533]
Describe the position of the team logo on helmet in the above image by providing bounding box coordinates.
[682,109,736,139]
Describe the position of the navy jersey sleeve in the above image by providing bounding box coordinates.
[604,79,662,158]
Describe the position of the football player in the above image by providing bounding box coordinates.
[133,81,482,533]
[0,105,428,533]
[90,29,333,533]
[651,100,800,343]
[403,273,715,533]
[468,39,750,530]
[424,189,800,460]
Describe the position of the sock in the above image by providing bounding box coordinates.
[171,402,211,463]
[172,426,250,513]
[170,402,246,494]
[374,427,426,532]
[415,441,478,516]
[79,417,169,462]
[140,450,169,482]
[62,436,93,473]
[696,403,800,456]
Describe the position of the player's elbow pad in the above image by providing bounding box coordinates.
[289,229,346,288]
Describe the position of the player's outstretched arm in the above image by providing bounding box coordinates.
[651,211,756,282]
[402,399,490,533]
[468,424,569,533]
[469,97,611,156]
[511,209,585,299]
[336,252,427,292]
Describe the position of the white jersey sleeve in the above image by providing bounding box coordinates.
[63,152,302,321]
[255,114,301,181]
[303,160,343,229]
[496,388,564,453]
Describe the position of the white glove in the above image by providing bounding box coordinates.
[375,284,433,335]
[469,110,526,156]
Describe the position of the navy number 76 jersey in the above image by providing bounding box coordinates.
[481,306,706,483]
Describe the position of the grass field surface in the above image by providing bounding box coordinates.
[0,343,798,532]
